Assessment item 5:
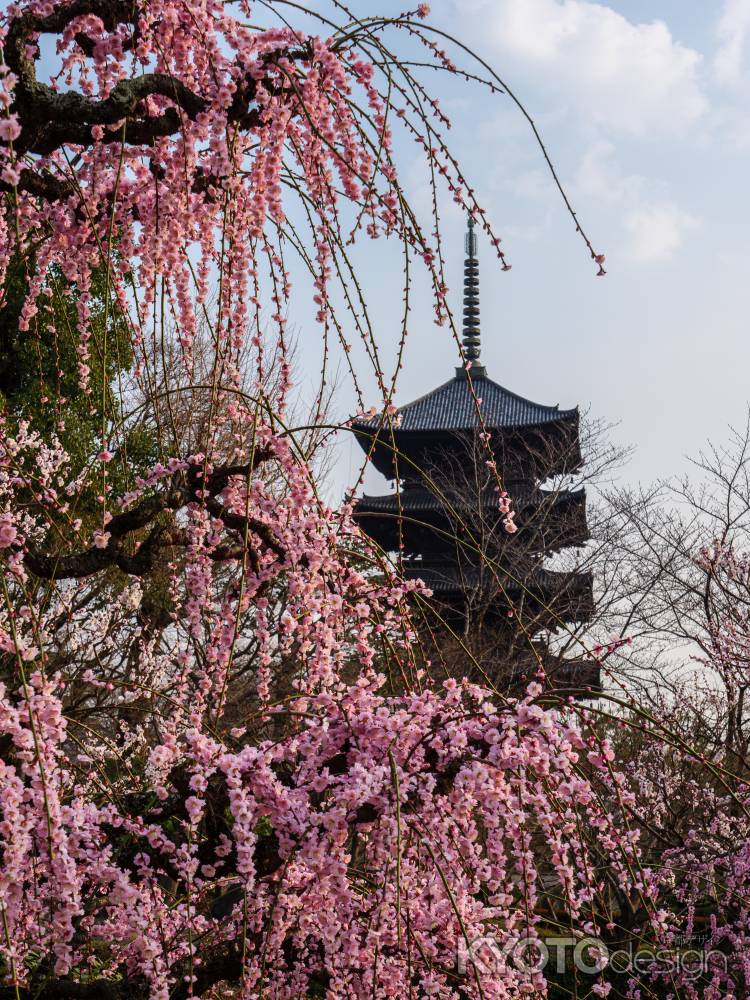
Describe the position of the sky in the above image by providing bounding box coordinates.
[287,0,750,499]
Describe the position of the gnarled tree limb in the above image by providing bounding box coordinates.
[2,0,295,190]
[24,451,276,579]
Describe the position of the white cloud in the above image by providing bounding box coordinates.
[577,140,640,202]
[623,204,697,262]
[509,168,556,202]
[576,141,697,262]
[459,0,708,136]
[714,0,750,84]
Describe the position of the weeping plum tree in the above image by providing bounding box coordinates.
[0,1,698,998]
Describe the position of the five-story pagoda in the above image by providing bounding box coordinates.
[350,218,600,694]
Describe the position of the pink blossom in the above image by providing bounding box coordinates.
[0,116,21,142]
[0,516,17,548]
[0,2,645,995]
[92,530,110,549]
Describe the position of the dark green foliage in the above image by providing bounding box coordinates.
[0,252,157,529]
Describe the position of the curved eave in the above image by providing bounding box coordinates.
[355,484,586,516]
[402,566,594,624]
[353,487,589,554]
[353,374,578,433]
[350,416,582,480]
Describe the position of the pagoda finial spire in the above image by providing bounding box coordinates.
[457,213,486,378]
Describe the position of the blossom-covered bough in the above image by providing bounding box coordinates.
[1,428,652,1000]
[0,2,683,998]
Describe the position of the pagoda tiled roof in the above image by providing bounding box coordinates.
[355,483,584,515]
[351,372,577,437]
[401,563,595,624]
[403,563,591,598]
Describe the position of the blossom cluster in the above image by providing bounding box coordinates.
[0,3,633,995]
[0,418,649,998]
